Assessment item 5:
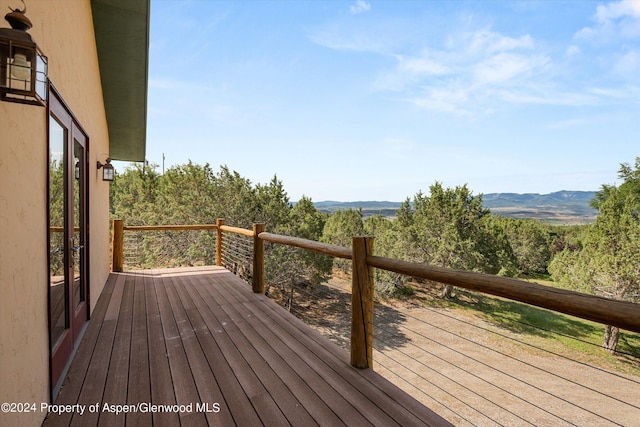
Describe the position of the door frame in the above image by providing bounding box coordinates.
[47,84,91,399]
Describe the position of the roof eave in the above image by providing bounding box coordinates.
[91,0,149,162]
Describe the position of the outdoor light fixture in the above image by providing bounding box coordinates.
[0,1,48,105]
[97,158,115,182]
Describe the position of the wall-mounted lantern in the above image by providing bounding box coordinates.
[97,158,115,182]
[0,1,48,106]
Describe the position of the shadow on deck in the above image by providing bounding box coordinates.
[43,266,450,426]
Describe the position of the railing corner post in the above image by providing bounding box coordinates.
[112,219,124,272]
[252,223,266,294]
[216,218,225,267]
[351,236,374,369]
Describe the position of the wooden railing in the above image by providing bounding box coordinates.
[111,219,640,370]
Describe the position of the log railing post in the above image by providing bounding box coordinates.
[351,236,374,369]
[216,218,225,267]
[252,223,265,293]
[111,219,124,272]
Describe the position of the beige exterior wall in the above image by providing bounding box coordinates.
[0,1,111,426]
[0,101,49,427]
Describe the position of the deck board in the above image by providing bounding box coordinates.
[94,271,133,427]
[155,274,208,427]
[43,266,451,427]
[126,272,152,427]
[48,274,118,427]
[144,271,179,427]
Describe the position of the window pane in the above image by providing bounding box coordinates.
[49,115,66,347]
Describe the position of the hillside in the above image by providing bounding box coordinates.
[314,191,598,224]
[482,191,598,223]
[314,200,401,219]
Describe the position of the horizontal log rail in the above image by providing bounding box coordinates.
[366,255,640,333]
[220,224,255,237]
[259,232,352,260]
[50,226,80,233]
[123,224,217,231]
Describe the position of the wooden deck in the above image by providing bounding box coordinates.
[43,266,450,426]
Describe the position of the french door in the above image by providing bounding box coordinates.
[48,89,89,393]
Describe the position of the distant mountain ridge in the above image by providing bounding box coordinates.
[481,190,596,207]
[314,191,598,224]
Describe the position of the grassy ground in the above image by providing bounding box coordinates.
[409,280,640,377]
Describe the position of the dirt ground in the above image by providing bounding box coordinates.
[269,274,640,427]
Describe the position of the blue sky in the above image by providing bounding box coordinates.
[144,0,640,202]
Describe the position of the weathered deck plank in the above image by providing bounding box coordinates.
[46,274,118,427]
[43,266,451,427]
[144,270,179,427]
[125,272,152,427]
[154,273,208,427]
[94,272,133,427]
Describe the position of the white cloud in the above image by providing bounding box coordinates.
[391,18,640,114]
[350,0,371,15]
[575,0,640,42]
[588,85,640,100]
[409,88,471,115]
[565,45,581,57]
[613,50,640,76]
[497,88,597,106]
[315,7,636,116]
[567,0,640,91]
[472,52,548,86]
[379,28,555,114]
[467,30,534,55]
[595,0,640,22]
[397,54,449,75]
[309,24,389,53]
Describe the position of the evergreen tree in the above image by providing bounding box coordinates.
[363,215,415,296]
[266,196,333,287]
[550,159,640,352]
[158,162,217,224]
[400,183,509,298]
[591,157,640,211]
[491,217,552,276]
[110,162,161,224]
[321,208,365,272]
[109,162,331,289]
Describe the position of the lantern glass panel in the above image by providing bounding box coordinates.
[1,38,10,89]
[35,50,46,100]
[103,166,115,182]
[10,51,30,80]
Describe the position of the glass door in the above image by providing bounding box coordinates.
[48,89,89,393]
[48,116,66,351]
[71,134,87,341]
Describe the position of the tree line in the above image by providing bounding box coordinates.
[110,158,640,351]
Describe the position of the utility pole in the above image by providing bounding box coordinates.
[162,153,165,175]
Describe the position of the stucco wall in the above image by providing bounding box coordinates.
[0,101,49,427]
[0,1,111,426]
